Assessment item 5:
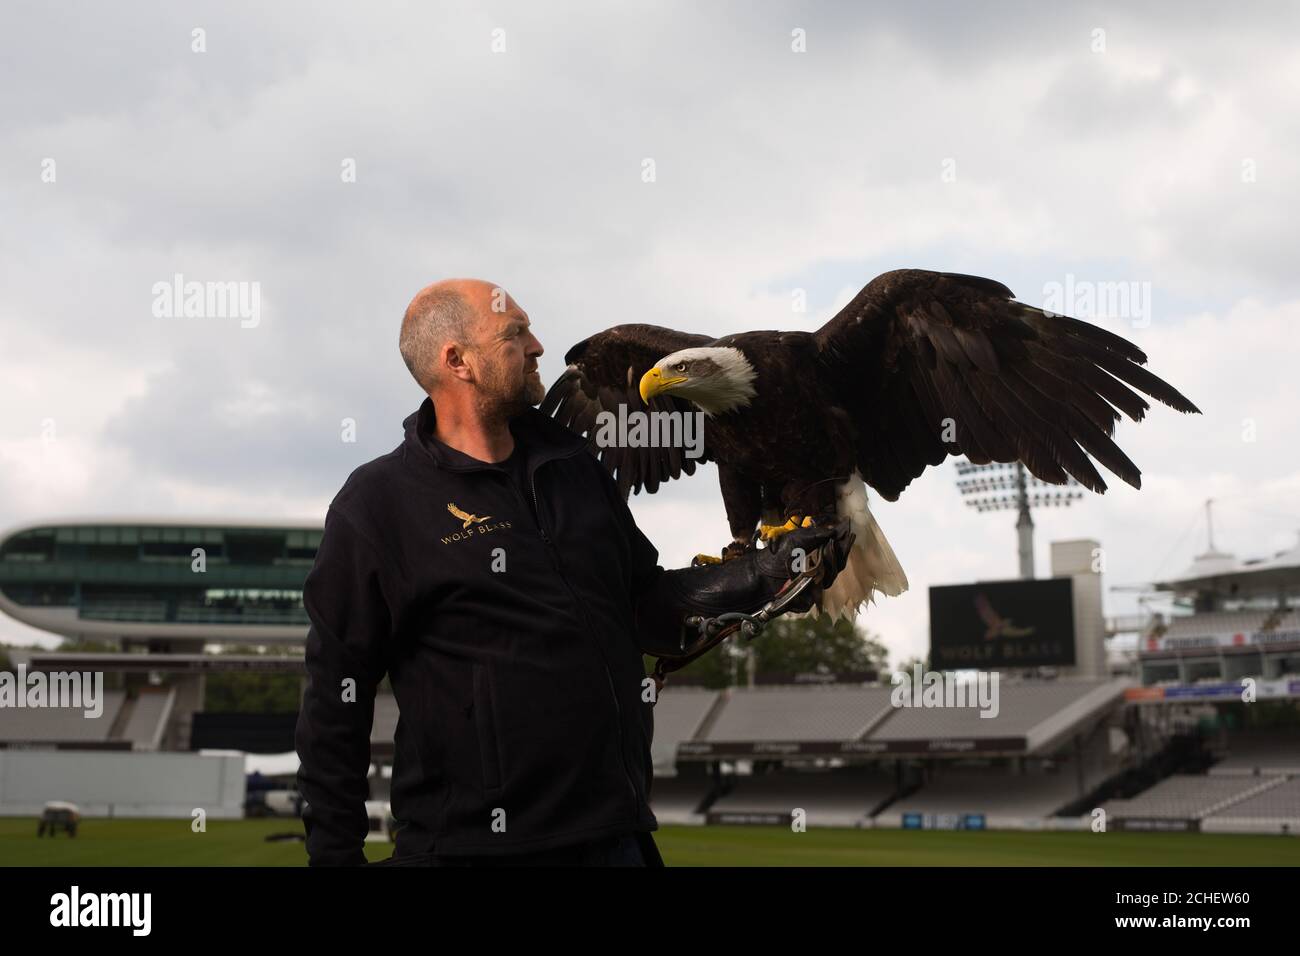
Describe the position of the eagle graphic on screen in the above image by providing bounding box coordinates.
[541,269,1200,620]
[973,593,1035,640]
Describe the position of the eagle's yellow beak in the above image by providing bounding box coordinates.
[639,367,687,404]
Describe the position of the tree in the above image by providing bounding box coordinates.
[752,613,887,679]
[203,644,304,713]
[59,638,116,652]
[644,641,742,690]
[644,612,889,689]
[893,655,929,679]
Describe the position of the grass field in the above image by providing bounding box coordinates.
[3,817,1299,866]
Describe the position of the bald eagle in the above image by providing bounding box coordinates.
[540,269,1199,618]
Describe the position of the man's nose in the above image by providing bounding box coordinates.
[527,333,544,357]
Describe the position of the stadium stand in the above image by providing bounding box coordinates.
[1209,731,1300,776]
[117,687,175,750]
[370,694,400,753]
[649,687,719,770]
[881,765,1083,826]
[1099,774,1287,821]
[1274,609,1300,632]
[710,768,896,827]
[700,685,895,743]
[653,680,1134,830]
[0,687,176,751]
[866,678,1126,754]
[0,690,125,744]
[4,515,1295,836]
[647,772,713,825]
[1202,777,1300,834]
[1162,610,1271,642]
[80,598,169,623]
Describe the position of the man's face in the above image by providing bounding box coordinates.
[467,292,546,415]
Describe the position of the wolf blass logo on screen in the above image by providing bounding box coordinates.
[440,502,511,544]
[50,886,151,936]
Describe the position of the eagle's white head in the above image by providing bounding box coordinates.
[638,346,757,415]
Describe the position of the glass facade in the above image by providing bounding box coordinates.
[0,523,321,628]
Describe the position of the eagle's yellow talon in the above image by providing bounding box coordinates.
[759,516,806,541]
[801,516,815,528]
[692,553,723,566]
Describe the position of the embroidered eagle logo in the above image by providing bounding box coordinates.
[447,502,491,530]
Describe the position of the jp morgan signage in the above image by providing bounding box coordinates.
[929,578,1076,668]
[676,737,1028,758]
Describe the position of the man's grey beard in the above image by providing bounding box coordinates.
[479,373,544,424]
[523,372,546,406]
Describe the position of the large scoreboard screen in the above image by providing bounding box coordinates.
[929,578,1076,668]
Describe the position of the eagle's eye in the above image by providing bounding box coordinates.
[674,362,687,373]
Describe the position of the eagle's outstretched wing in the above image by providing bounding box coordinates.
[540,323,716,497]
[814,269,1200,501]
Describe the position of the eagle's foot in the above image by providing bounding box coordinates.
[720,540,752,561]
[694,539,752,566]
[758,515,815,542]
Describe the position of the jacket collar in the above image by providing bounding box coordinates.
[401,396,588,475]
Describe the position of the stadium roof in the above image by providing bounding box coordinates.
[0,515,323,538]
[1148,533,1300,596]
[671,679,1130,761]
[0,516,324,641]
[14,652,305,673]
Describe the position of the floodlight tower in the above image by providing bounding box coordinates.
[954,461,1083,579]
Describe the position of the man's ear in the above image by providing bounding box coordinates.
[442,342,475,382]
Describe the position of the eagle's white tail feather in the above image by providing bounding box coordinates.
[808,473,908,621]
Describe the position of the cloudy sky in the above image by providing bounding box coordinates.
[2,1,1298,663]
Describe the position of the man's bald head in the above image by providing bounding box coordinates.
[399,279,544,418]
[399,278,500,392]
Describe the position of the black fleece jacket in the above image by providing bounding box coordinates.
[294,397,786,865]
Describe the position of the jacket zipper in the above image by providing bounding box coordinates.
[509,461,642,821]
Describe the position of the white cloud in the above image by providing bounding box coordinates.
[2,1,1299,662]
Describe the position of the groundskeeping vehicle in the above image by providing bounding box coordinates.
[37,801,80,837]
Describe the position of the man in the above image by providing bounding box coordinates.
[294,278,850,866]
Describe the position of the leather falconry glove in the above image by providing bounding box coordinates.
[751,519,856,614]
[633,520,855,658]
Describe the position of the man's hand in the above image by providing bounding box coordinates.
[624,506,856,659]
[753,520,856,613]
